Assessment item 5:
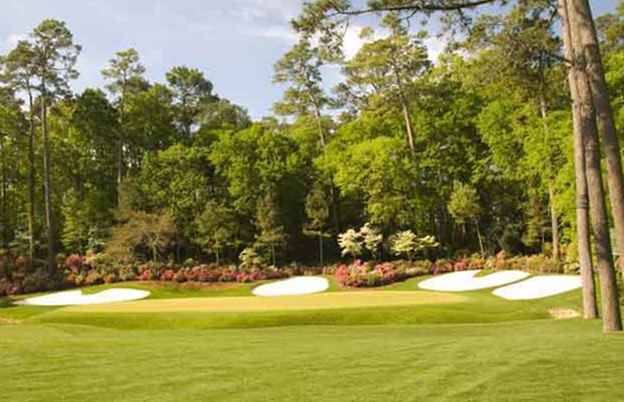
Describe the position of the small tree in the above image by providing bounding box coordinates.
[338,228,362,261]
[391,230,438,262]
[360,223,383,260]
[303,183,331,266]
[448,181,484,255]
[106,210,176,263]
[255,192,287,266]
[239,247,264,270]
[194,200,238,265]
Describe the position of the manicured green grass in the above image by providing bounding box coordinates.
[0,320,623,401]
[1,276,623,401]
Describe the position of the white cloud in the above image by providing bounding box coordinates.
[254,24,298,43]
[424,36,448,63]
[2,33,27,52]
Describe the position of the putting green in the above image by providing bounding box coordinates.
[62,291,466,313]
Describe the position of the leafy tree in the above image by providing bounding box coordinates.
[29,19,81,273]
[255,191,287,267]
[106,210,176,263]
[448,181,484,254]
[102,48,147,190]
[338,14,430,153]
[194,200,238,264]
[390,230,438,262]
[303,183,331,266]
[338,228,362,260]
[273,39,332,148]
[166,66,215,139]
[0,41,38,263]
[359,223,383,260]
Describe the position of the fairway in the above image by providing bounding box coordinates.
[63,290,465,313]
[1,320,624,402]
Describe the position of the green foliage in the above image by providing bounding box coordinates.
[448,181,480,226]
[106,210,176,263]
[390,230,438,261]
[255,192,287,266]
[239,247,264,269]
[194,200,238,264]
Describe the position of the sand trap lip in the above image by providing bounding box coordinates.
[418,270,530,292]
[63,291,466,313]
[252,276,329,297]
[492,275,581,300]
[16,288,151,306]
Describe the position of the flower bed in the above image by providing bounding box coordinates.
[0,251,570,296]
[335,260,426,288]
[334,253,568,288]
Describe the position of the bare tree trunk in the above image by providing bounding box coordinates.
[538,92,560,260]
[27,93,36,267]
[568,1,622,332]
[313,105,326,148]
[0,135,6,248]
[40,93,56,274]
[116,96,126,205]
[559,0,598,320]
[548,185,560,260]
[571,0,624,271]
[475,219,485,256]
[401,99,416,155]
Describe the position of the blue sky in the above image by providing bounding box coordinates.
[0,0,619,119]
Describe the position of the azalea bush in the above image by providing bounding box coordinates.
[335,260,427,288]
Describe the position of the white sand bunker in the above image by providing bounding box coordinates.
[252,276,329,297]
[493,275,581,300]
[418,270,529,292]
[17,288,150,306]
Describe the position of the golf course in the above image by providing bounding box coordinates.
[2,275,623,401]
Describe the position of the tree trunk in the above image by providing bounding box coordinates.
[319,235,324,267]
[475,220,485,256]
[571,0,624,271]
[116,96,126,205]
[27,92,36,267]
[401,99,416,155]
[394,70,416,155]
[538,91,560,261]
[271,244,276,267]
[559,0,598,320]
[40,93,56,274]
[313,106,326,148]
[0,135,6,248]
[548,185,560,260]
[568,1,622,332]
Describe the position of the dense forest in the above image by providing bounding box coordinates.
[0,0,623,328]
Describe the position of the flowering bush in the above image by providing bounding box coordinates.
[335,260,416,287]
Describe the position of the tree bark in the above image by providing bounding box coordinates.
[401,99,416,155]
[538,92,560,261]
[558,0,598,320]
[0,135,6,248]
[548,185,560,260]
[475,219,485,256]
[27,92,36,267]
[116,96,125,205]
[568,0,622,332]
[571,0,624,271]
[40,93,56,274]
